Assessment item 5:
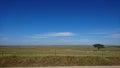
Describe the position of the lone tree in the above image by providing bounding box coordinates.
[93,44,104,50]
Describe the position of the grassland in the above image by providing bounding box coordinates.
[0,45,120,66]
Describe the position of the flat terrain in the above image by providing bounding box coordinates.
[0,46,120,57]
[1,66,120,68]
[0,46,120,67]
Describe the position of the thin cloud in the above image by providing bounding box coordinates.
[87,32,108,34]
[22,39,95,45]
[104,34,120,38]
[0,35,8,41]
[1,37,8,40]
[28,32,76,38]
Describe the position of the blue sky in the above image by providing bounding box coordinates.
[0,0,120,45]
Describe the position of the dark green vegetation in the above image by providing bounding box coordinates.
[0,46,120,66]
[93,44,104,50]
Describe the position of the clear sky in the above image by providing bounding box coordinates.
[0,0,120,45]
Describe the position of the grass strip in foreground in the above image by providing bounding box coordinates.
[0,56,120,67]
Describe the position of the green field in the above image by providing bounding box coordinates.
[0,46,120,66]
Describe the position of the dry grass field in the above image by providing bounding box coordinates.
[0,46,120,67]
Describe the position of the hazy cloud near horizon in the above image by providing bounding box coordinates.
[0,31,120,45]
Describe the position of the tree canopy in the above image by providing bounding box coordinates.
[93,44,104,50]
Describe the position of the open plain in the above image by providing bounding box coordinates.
[0,46,120,67]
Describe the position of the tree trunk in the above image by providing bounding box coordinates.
[98,47,100,51]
